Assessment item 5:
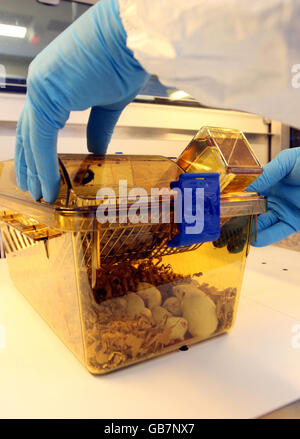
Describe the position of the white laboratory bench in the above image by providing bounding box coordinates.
[0,245,299,419]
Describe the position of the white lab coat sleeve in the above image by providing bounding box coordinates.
[119,0,300,129]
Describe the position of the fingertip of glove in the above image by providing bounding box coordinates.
[41,180,60,204]
[43,194,57,204]
[28,176,42,201]
[17,176,28,192]
[16,166,28,192]
[87,137,109,155]
[250,235,275,247]
[250,240,265,248]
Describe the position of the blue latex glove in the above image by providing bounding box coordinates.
[15,0,149,203]
[246,148,300,246]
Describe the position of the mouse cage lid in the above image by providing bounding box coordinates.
[0,154,266,233]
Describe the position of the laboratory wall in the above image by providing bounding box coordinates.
[0,92,287,163]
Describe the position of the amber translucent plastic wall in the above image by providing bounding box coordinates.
[2,228,85,363]
[71,215,251,374]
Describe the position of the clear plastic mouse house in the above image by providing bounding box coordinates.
[0,127,265,374]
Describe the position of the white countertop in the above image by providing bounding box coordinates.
[0,245,299,419]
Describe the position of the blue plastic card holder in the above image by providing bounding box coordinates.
[167,173,220,247]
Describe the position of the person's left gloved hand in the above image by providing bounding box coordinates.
[15,0,149,203]
[246,147,300,246]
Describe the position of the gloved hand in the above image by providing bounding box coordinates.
[15,0,149,203]
[246,148,300,246]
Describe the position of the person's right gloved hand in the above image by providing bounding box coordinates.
[246,148,300,246]
[15,0,150,203]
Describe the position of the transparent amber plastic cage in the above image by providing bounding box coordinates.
[0,127,266,374]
